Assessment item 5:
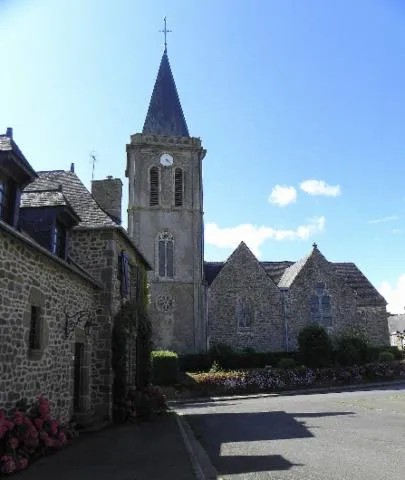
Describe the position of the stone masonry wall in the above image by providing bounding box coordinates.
[208,243,284,352]
[0,223,97,421]
[285,253,361,350]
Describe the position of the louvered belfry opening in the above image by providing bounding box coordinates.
[174,168,183,207]
[149,167,159,206]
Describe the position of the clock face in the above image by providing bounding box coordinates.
[160,153,174,167]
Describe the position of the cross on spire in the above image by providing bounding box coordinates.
[159,17,172,53]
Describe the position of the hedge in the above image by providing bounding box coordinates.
[151,350,179,385]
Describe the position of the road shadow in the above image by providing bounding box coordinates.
[184,410,354,476]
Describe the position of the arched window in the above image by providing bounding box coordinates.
[174,168,184,207]
[236,297,253,330]
[309,283,332,329]
[158,232,174,278]
[149,167,159,206]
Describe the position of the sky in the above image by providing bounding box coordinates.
[1,0,405,313]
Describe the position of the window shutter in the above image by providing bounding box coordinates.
[149,167,159,206]
[174,168,183,207]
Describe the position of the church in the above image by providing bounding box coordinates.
[126,48,390,355]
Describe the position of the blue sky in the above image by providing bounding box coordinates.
[1,0,405,312]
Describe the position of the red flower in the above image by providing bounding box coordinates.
[50,420,58,435]
[44,436,54,447]
[34,418,44,429]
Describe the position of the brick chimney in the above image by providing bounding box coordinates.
[91,176,122,224]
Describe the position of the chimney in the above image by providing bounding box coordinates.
[6,127,13,139]
[70,162,75,173]
[91,176,122,224]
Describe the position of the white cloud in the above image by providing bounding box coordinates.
[379,275,405,314]
[300,179,341,197]
[367,215,399,224]
[268,185,297,207]
[205,216,325,257]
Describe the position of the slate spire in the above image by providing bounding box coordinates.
[142,50,190,137]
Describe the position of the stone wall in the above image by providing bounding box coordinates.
[0,222,98,421]
[207,243,284,352]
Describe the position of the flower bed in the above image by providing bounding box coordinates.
[187,361,405,396]
[0,396,76,476]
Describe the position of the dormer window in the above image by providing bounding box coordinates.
[51,221,66,259]
[0,174,15,224]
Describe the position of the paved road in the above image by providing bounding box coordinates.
[175,384,405,480]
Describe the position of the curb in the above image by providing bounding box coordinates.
[168,378,405,405]
[175,411,219,480]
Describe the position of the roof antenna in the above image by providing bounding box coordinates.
[89,151,97,181]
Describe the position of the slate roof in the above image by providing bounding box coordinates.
[20,189,69,209]
[204,257,386,307]
[334,262,387,307]
[25,171,118,229]
[142,50,190,137]
[388,314,405,333]
[0,132,37,180]
[23,170,151,269]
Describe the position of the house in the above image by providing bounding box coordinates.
[0,128,151,422]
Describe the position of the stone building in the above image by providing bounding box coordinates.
[0,129,150,422]
[127,48,390,354]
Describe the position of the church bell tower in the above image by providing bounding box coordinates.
[126,45,206,354]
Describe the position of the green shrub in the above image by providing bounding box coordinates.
[277,357,296,369]
[335,336,368,366]
[378,351,395,363]
[366,345,403,362]
[179,354,211,372]
[208,342,236,369]
[298,324,333,368]
[209,360,222,373]
[151,350,179,385]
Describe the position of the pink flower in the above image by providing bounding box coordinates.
[17,458,28,470]
[34,418,44,429]
[0,426,7,439]
[8,437,19,449]
[1,458,16,474]
[14,415,24,425]
[59,432,67,444]
[44,436,54,447]
[50,420,58,435]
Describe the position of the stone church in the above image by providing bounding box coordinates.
[126,48,389,354]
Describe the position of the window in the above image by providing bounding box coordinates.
[29,306,41,350]
[309,284,332,329]
[149,167,159,206]
[174,168,184,207]
[236,297,253,330]
[0,175,13,223]
[51,222,66,258]
[158,232,174,278]
[119,251,130,297]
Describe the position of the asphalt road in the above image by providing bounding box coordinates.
[175,384,405,480]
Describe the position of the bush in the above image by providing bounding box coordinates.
[151,350,179,385]
[208,342,235,369]
[366,345,403,362]
[277,357,296,369]
[179,354,211,372]
[378,351,395,363]
[335,336,368,366]
[298,324,333,368]
[0,396,75,475]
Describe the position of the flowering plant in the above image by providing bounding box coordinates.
[188,361,405,396]
[0,396,74,476]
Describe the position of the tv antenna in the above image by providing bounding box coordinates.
[89,151,97,181]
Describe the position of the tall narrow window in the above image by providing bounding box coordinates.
[158,232,174,278]
[51,222,66,259]
[236,297,253,330]
[174,168,184,207]
[29,306,41,350]
[309,284,332,330]
[149,167,159,206]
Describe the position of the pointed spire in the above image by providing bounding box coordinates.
[142,51,190,137]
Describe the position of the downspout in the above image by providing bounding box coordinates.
[280,288,289,352]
